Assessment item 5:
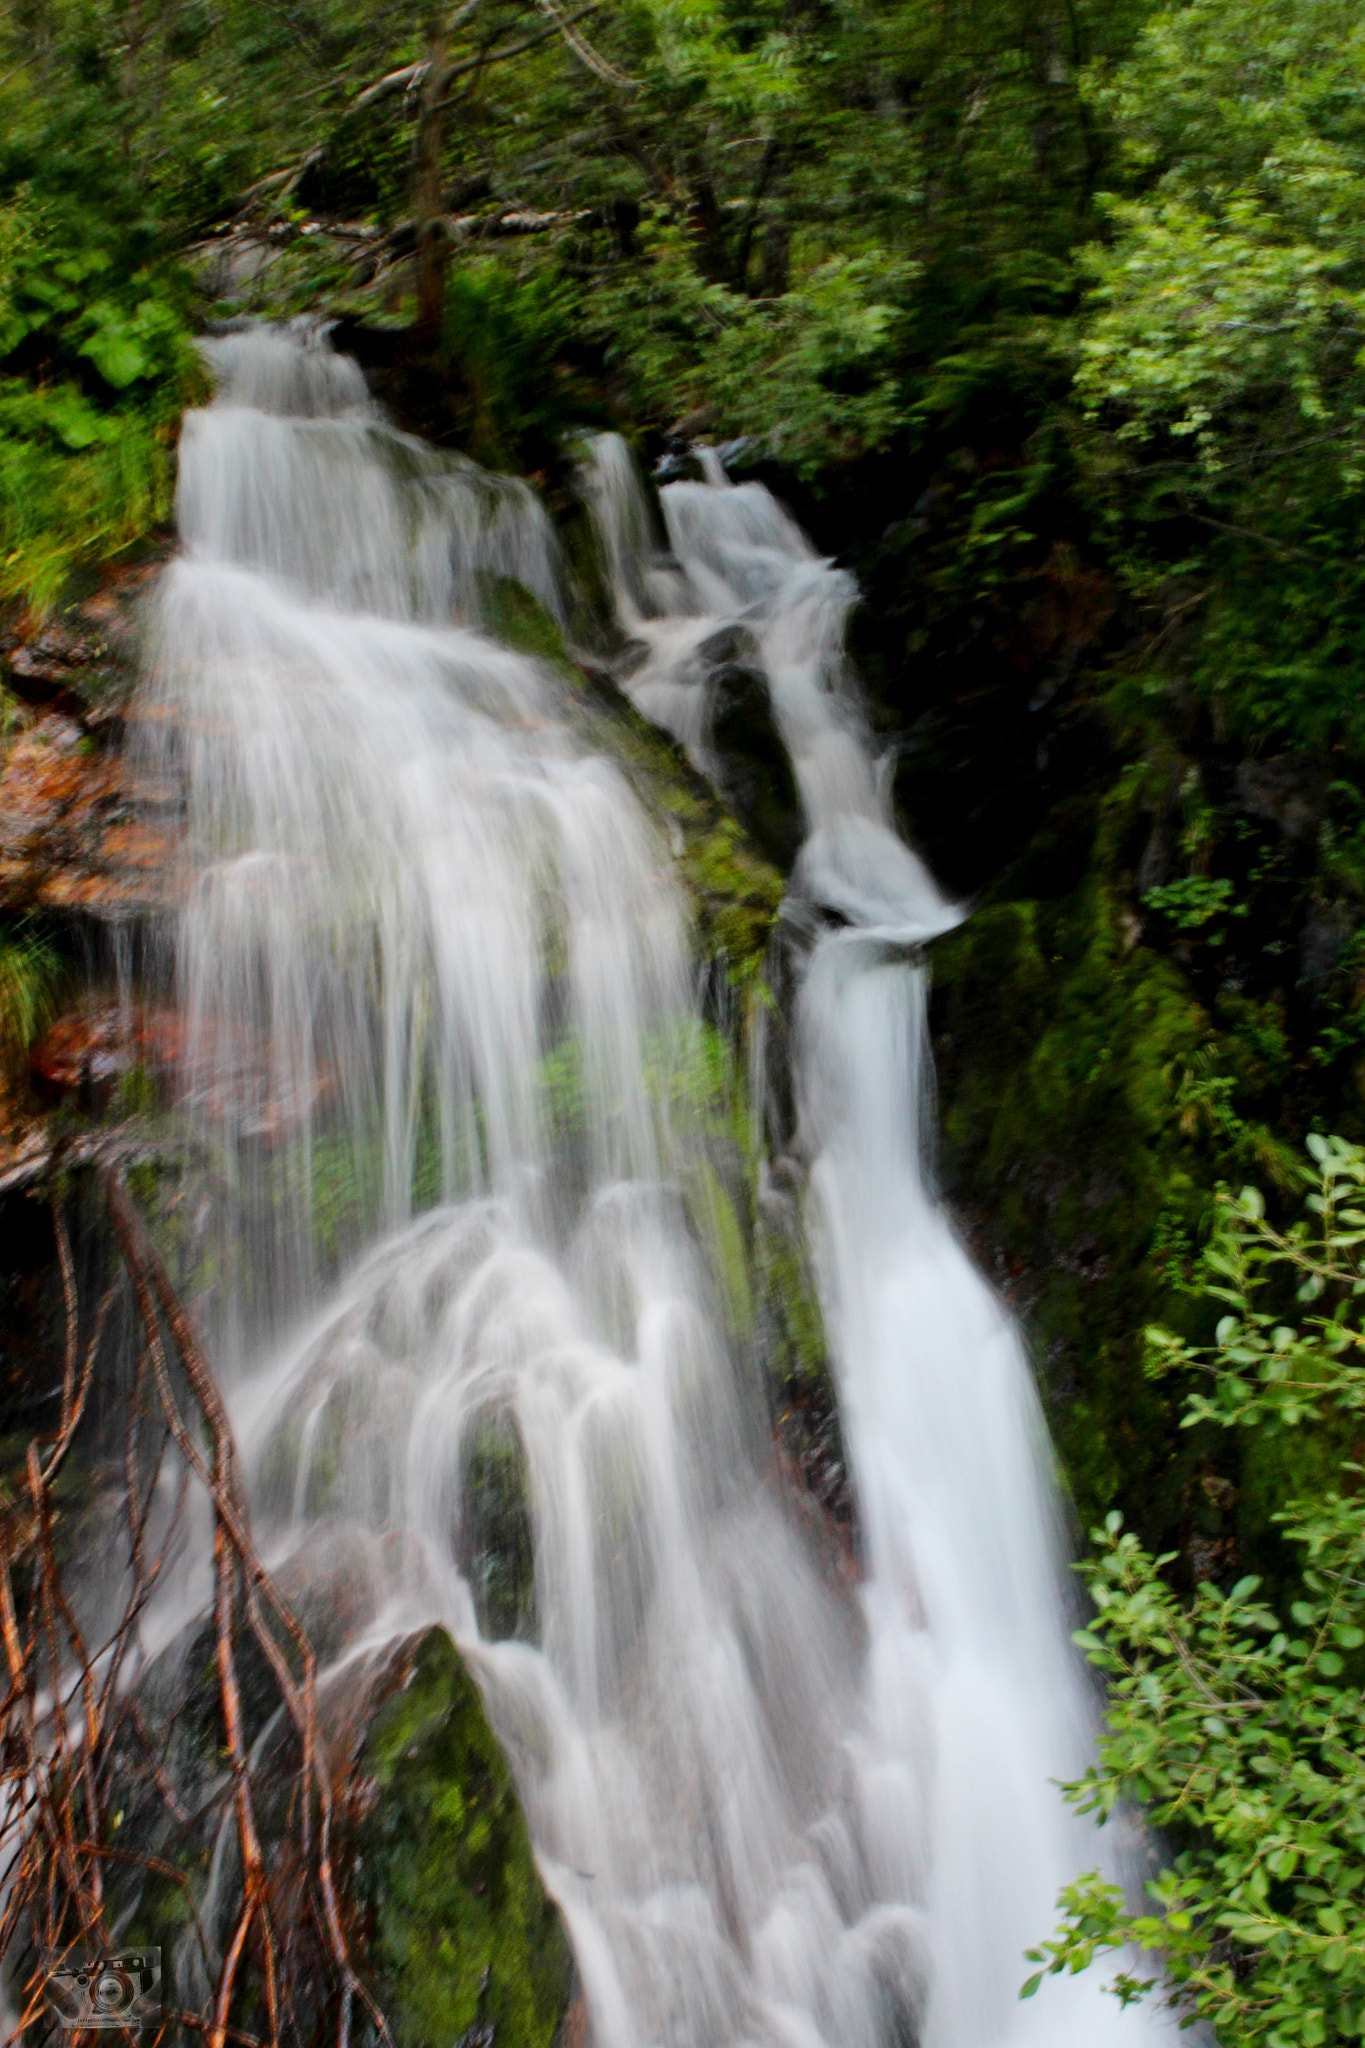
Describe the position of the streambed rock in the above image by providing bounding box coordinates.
[74,1609,575,2046]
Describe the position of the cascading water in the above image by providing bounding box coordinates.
[577,436,1172,2048]
[142,322,1164,2048]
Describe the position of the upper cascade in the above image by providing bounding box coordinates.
[177,319,563,623]
[580,432,958,947]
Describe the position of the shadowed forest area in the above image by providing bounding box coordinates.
[2,0,1365,2041]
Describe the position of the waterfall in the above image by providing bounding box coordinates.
[144,325,1164,2048]
[578,437,1172,2048]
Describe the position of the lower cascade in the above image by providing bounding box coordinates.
[137,324,1167,2048]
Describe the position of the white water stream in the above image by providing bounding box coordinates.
[146,324,1163,2048]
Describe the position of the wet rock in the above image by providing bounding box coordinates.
[704,634,803,872]
[667,404,718,443]
[0,1189,65,1437]
[568,673,785,994]
[1135,792,1179,896]
[0,1120,55,1196]
[1299,898,1355,1002]
[99,1603,573,2048]
[270,1517,387,1662]
[0,715,179,919]
[355,1627,576,2048]
[29,1000,182,1110]
[456,1409,538,1645]
[192,226,290,300]
[1233,754,1327,843]
[2,557,159,733]
[0,562,178,989]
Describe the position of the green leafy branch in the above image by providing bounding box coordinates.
[1028,1136,1365,2045]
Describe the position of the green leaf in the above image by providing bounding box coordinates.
[79,321,150,389]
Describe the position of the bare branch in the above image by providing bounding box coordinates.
[0,1168,387,2047]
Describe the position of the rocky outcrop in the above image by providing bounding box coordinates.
[0,564,178,923]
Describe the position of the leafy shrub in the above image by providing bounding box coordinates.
[1028,1135,1365,2043]
[0,188,199,608]
[586,221,913,477]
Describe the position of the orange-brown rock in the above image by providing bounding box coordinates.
[0,715,181,917]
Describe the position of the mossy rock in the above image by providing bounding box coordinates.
[569,677,785,994]
[476,574,575,674]
[465,573,786,994]
[357,1627,575,2048]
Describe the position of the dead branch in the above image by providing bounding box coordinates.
[0,1164,391,2048]
[534,0,636,89]
[433,1,604,107]
[348,0,481,112]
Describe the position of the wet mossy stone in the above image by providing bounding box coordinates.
[469,569,787,992]
[929,891,1204,1544]
[476,574,574,675]
[358,1626,574,2048]
[567,668,785,993]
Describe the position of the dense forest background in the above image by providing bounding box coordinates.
[3,0,1365,2035]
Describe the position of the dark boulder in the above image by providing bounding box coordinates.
[703,632,802,872]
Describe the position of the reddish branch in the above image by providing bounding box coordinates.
[0,1166,391,2048]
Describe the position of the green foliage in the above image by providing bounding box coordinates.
[425,263,595,472]
[587,226,913,475]
[1073,0,1365,752]
[1143,875,1245,935]
[0,178,198,606]
[1031,1138,1365,2042]
[0,920,62,1068]
[1078,0,1365,457]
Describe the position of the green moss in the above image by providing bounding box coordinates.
[755,1222,828,1403]
[359,1628,575,2048]
[111,1061,158,1117]
[567,675,785,993]
[476,574,574,673]
[683,1153,756,1340]
[679,818,785,994]
[930,849,1336,1561]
